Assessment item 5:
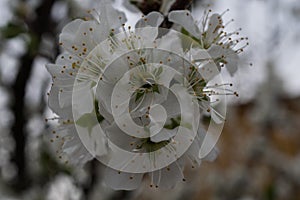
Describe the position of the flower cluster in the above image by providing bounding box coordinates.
[169,9,249,74]
[46,1,246,190]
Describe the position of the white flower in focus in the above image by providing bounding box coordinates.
[86,31,219,189]
[46,2,245,190]
[169,9,249,76]
[46,1,126,166]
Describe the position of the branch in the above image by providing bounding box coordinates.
[9,0,56,191]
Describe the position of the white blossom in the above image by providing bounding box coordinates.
[169,9,249,76]
[46,2,245,190]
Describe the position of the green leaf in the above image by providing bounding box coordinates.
[152,84,160,94]
[76,100,105,134]
[164,117,181,129]
[76,112,98,134]
[181,28,202,49]
[1,22,25,38]
[94,99,104,123]
[155,66,163,77]
[142,138,170,152]
[135,90,145,102]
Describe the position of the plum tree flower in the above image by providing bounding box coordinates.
[46,1,126,166]
[169,9,249,76]
[46,1,245,190]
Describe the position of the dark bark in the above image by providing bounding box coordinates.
[82,160,99,200]
[10,0,56,191]
[10,52,34,190]
[132,0,161,15]
[109,190,133,200]
[133,0,194,16]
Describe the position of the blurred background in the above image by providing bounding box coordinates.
[0,0,299,199]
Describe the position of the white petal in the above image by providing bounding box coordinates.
[168,10,201,38]
[99,2,127,29]
[73,20,108,52]
[156,65,177,87]
[46,52,81,78]
[197,59,220,81]
[150,128,178,143]
[46,64,75,87]
[59,19,83,44]
[72,81,94,113]
[98,102,114,124]
[151,158,185,189]
[58,88,72,108]
[190,48,211,61]
[160,0,176,15]
[104,167,143,190]
[105,122,140,152]
[74,120,108,158]
[210,108,224,124]
[160,90,180,118]
[224,51,239,76]
[60,21,100,57]
[55,124,93,166]
[135,11,164,28]
[96,80,114,115]
[135,26,159,46]
[185,126,205,166]
[130,88,169,117]
[196,126,219,161]
[122,0,141,13]
[147,104,168,138]
[156,31,184,54]
[203,146,219,161]
[207,44,224,58]
[205,14,222,45]
[59,3,126,57]
[208,45,238,76]
[48,86,72,118]
[185,125,219,165]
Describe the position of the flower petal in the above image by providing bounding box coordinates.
[122,0,141,13]
[208,44,239,76]
[48,86,72,118]
[205,14,222,45]
[50,124,93,166]
[160,0,176,15]
[186,125,219,165]
[168,10,201,38]
[98,1,127,30]
[104,167,143,190]
[151,158,185,189]
[135,11,164,28]
[105,122,140,152]
[150,127,178,143]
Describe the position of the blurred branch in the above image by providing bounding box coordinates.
[9,0,57,191]
[82,159,99,200]
[130,0,161,15]
[10,51,34,190]
[169,0,193,11]
[132,0,193,16]
[109,190,133,200]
